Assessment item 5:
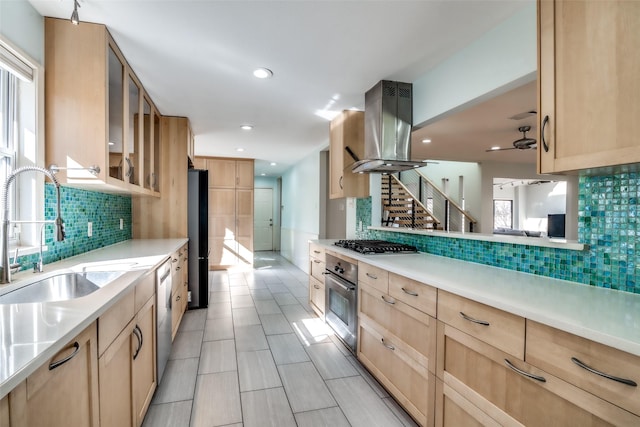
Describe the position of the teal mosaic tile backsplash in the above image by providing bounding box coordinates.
[356,172,640,294]
[17,184,132,269]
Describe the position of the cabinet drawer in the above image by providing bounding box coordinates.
[134,271,155,314]
[310,257,325,282]
[437,291,524,359]
[439,323,640,427]
[171,290,183,339]
[309,276,325,317]
[526,320,640,416]
[99,290,135,356]
[389,273,437,317]
[358,262,389,293]
[358,323,434,427]
[359,283,435,372]
[309,243,325,262]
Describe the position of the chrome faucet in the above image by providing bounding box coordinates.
[0,166,65,284]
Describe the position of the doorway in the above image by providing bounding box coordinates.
[254,188,274,251]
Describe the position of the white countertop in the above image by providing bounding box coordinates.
[368,226,587,251]
[316,240,640,357]
[0,238,188,399]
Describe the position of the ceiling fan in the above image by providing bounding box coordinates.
[486,126,537,152]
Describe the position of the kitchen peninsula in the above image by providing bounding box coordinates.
[312,240,640,426]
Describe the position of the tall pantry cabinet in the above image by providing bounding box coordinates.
[194,157,254,269]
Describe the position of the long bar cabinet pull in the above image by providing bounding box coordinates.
[381,295,396,305]
[401,287,418,296]
[459,311,490,326]
[504,359,546,383]
[49,342,80,370]
[571,357,637,387]
[366,273,377,280]
[381,338,395,351]
[541,115,550,152]
[133,326,143,360]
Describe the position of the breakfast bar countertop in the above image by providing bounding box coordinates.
[315,239,640,358]
[0,238,188,399]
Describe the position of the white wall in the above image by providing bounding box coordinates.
[415,161,482,225]
[412,2,536,126]
[280,149,322,272]
[0,0,44,65]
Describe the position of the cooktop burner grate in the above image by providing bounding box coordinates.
[334,240,418,254]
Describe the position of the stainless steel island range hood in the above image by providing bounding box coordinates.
[352,80,424,174]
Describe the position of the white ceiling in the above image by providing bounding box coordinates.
[28,0,532,176]
[412,80,537,165]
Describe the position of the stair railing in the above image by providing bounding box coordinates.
[397,169,478,232]
[381,174,440,229]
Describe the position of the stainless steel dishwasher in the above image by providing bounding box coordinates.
[156,259,172,384]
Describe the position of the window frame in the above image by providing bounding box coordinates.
[0,35,45,251]
[493,199,513,230]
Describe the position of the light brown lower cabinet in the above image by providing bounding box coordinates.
[0,393,9,426]
[436,321,640,427]
[309,276,325,318]
[8,322,100,427]
[98,273,157,427]
[357,282,437,427]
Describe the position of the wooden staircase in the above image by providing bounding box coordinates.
[381,175,441,229]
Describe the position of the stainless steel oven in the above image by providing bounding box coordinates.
[324,254,358,353]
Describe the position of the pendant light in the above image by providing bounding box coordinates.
[70,0,80,25]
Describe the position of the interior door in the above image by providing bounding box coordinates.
[253,188,273,251]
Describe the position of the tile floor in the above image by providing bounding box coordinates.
[142,252,417,427]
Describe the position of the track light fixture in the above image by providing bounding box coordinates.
[70,0,80,25]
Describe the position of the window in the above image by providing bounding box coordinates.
[0,37,42,249]
[493,200,513,229]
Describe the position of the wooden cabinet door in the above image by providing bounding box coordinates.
[236,160,254,189]
[538,0,640,173]
[9,323,100,427]
[98,320,135,427]
[236,189,254,263]
[132,297,156,427]
[309,276,325,318]
[329,110,368,199]
[207,159,237,188]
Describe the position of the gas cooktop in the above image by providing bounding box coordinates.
[334,240,418,255]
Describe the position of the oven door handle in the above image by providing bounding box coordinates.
[326,273,356,292]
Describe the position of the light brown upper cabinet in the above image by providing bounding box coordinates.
[329,110,369,199]
[196,157,254,269]
[538,0,640,173]
[45,17,161,195]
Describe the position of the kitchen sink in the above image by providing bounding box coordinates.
[0,271,124,304]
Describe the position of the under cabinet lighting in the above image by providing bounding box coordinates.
[241,125,253,130]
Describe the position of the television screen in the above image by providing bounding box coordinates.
[548,214,566,238]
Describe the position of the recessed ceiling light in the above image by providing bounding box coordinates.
[270,162,276,166]
[240,124,253,130]
[108,142,115,146]
[422,139,432,144]
[253,68,273,79]
[236,148,245,152]
[260,173,266,176]
[490,146,501,151]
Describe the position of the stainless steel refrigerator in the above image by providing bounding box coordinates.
[188,169,209,309]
